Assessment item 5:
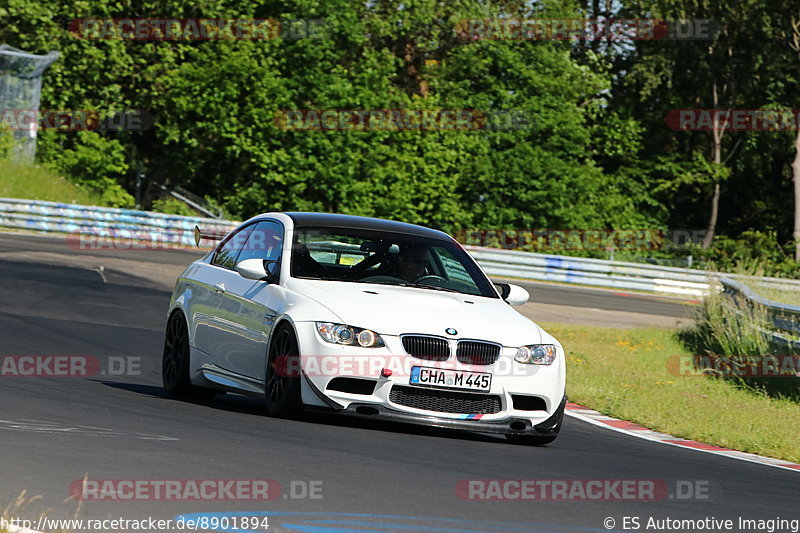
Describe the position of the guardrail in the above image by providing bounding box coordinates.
[0,198,237,247]
[720,276,800,347]
[466,245,800,298]
[2,198,799,302]
[467,246,713,296]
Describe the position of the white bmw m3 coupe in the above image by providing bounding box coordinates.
[163,212,566,445]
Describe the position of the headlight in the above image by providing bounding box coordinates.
[316,322,385,348]
[514,344,557,365]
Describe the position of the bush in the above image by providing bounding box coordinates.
[37,131,135,208]
[75,176,134,208]
[150,196,198,217]
[682,292,772,357]
[0,129,14,160]
[699,231,800,278]
[680,291,800,400]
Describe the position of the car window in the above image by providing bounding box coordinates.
[236,220,284,263]
[306,239,372,266]
[431,246,481,288]
[211,224,255,269]
[291,226,498,298]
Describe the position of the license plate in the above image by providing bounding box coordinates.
[409,366,492,392]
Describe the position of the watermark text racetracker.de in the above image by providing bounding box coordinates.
[456,18,718,41]
[275,354,535,379]
[69,478,323,501]
[0,355,140,377]
[456,479,711,501]
[0,109,152,131]
[274,109,533,131]
[667,354,800,378]
[66,230,198,251]
[456,228,706,252]
[666,109,800,131]
[1,516,272,532]
[69,18,327,40]
[66,227,273,251]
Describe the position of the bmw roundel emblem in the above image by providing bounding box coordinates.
[445,328,457,336]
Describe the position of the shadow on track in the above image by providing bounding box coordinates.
[99,380,509,445]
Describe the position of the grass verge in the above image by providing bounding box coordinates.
[1,489,77,533]
[0,160,100,205]
[678,291,799,399]
[543,322,800,463]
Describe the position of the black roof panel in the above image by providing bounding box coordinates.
[284,212,451,240]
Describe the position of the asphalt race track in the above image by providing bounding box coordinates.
[0,232,693,317]
[0,232,796,533]
[500,279,693,319]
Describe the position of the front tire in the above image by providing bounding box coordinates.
[162,311,215,399]
[264,324,303,418]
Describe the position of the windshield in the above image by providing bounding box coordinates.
[291,226,498,298]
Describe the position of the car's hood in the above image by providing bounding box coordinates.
[285,279,543,346]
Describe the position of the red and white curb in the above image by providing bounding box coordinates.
[565,401,800,473]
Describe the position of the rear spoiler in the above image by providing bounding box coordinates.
[193,225,229,247]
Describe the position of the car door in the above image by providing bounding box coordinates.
[192,223,255,357]
[212,219,284,380]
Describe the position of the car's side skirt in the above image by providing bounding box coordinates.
[199,363,265,398]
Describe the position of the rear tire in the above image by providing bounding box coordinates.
[162,311,215,399]
[264,324,303,418]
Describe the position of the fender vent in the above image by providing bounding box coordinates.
[326,378,376,395]
[511,395,547,411]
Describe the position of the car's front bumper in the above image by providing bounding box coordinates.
[308,394,567,436]
[293,321,567,431]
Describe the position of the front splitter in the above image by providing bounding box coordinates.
[307,395,566,437]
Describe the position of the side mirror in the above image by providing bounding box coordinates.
[265,260,280,283]
[495,283,529,306]
[235,258,279,283]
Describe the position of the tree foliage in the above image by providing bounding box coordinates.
[1,0,799,269]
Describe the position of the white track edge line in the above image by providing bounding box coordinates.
[565,410,800,474]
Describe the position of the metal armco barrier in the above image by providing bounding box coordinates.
[467,245,712,296]
[720,277,800,347]
[1,198,799,303]
[466,245,800,299]
[0,198,237,247]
